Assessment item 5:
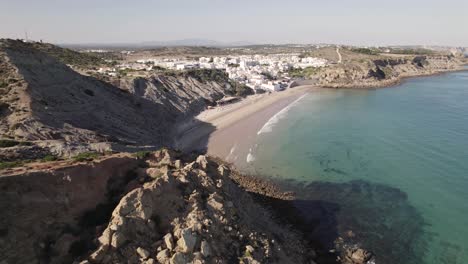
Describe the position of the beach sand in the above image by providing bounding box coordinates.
[175,85,316,165]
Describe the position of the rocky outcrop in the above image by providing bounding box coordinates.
[0,149,316,264]
[318,55,464,88]
[83,149,313,264]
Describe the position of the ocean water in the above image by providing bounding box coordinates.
[245,71,468,264]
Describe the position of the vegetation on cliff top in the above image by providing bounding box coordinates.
[1,39,107,68]
[287,66,323,78]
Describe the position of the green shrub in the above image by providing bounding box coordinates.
[351,48,380,55]
[42,155,58,162]
[287,67,322,78]
[0,140,19,148]
[0,81,7,88]
[73,152,100,162]
[134,151,151,160]
[0,161,23,169]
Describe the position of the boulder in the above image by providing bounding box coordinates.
[163,233,174,250]
[217,165,229,177]
[111,231,127,248]
[196,155,209,170]
[145,259,156,264]
[170,252,187,264]
[200,240,211,257]
[137,247,150,260]
[98,228,113,246]
[177,228,197,253]
[149,149,175,167]
[156,249,170,263]
[174,160,182,169]
[347,248,372,264]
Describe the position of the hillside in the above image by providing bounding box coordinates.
[296,47,465,88]
[0,39,245,160]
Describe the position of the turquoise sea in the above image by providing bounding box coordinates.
[245,70,468,264]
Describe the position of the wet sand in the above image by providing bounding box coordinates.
[175,86,315,163]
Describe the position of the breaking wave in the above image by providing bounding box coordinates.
[246,148,256,163]
[257,93,308,135]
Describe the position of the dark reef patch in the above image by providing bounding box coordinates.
[269,179,428,264]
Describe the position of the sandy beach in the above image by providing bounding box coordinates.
[175,85,316,164]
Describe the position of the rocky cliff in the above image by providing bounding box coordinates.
[0,39,243,158]
[317,55,464,88]
[0,149,318,264]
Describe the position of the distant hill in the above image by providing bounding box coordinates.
[61,39,255,49]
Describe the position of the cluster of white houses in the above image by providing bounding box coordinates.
[98,54,328,92]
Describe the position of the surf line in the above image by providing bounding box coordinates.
[257,93,308,135]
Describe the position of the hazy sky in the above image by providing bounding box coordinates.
[1,0,467,46]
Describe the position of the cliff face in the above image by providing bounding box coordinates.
[0,40,234,157]
[0,150,314,264]
[0,154,141,264]
[317,55,463,88]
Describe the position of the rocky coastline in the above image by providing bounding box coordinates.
[0,149,375,264]
[316,55,466,89]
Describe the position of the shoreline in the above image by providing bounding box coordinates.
[319,66,468,89]
[174,66,468,167]
[175,85,315,159]
[175,66,468,167]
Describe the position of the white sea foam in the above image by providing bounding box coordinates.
[246,153,255,163]
[226,144,237,161]
[257,93,308,135]
[246,148,256,163]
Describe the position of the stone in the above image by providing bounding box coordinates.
[177,228,197,253]
[348,248,372,264]
[245,245,254,253]
[200,240,211,257]
[207,196,224,212]
[217,165,228,177]
[163,233,174,250]
[137,247,150,260]
[109,224,118,231]
[111,231,127,248]
[98,228,112,245]
[89,246,108,262]
[174,160,182,169]
[145,259,156,264]
[146,167,166,179]
[170,252,187,264]
[196,155,209,169]
[156,249,170,263]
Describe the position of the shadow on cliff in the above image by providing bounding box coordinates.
[4,44,216,150]
[250,179,429,264]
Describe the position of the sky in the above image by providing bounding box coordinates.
[1,0,467,46]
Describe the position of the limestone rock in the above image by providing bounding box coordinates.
[111,231,127,248]
[98,228,113,246]
[164,233,174,250]
[174,160,182,169]
[145,259,156,264]
[170,252,187,264]
[156,249,170,263]
[346,248,372,264]
[137,247,150,260]
[177,228,197,253]
[196,155,209,169]
[200,240,211,257]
